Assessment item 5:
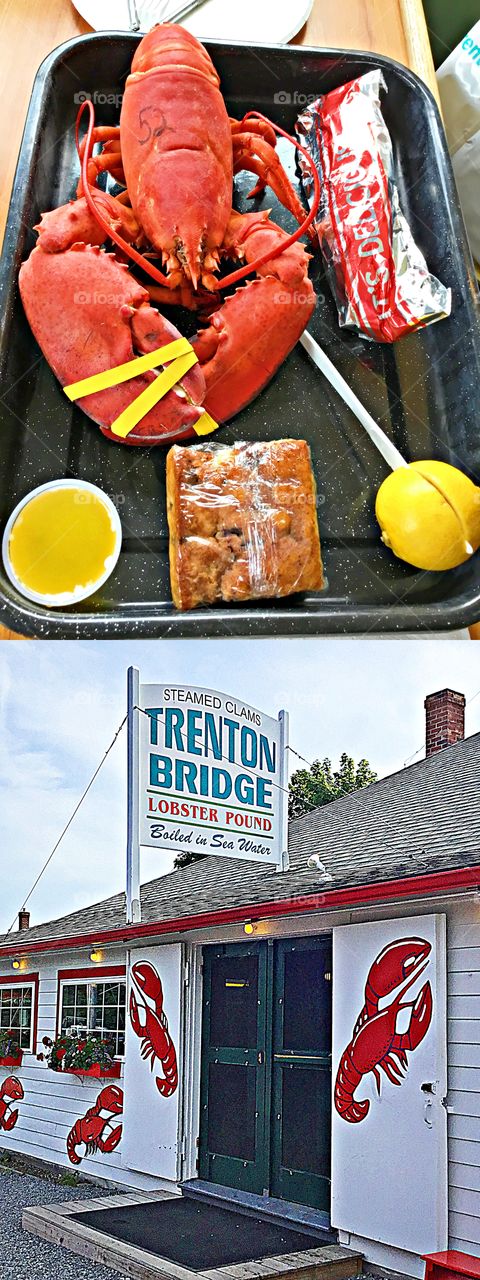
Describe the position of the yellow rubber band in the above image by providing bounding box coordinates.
[63,338,193,401]
[63,335,220,440]
[193,411,220,436]
[110,351,199,438]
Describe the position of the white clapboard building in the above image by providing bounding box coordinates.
[0,689,479,1279]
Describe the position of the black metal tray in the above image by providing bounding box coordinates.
[1,34,479,636]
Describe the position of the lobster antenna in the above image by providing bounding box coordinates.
[76,100,320,296]
[76,100,170,287]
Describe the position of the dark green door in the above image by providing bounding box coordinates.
[199,937,332,1212]
[270,937,332,1210]
[198,942,269,1194]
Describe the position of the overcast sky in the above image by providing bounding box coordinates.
[1,638,479,936]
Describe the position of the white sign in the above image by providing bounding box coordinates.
[137,682,289,871]
[331,914,447,1259]
[122,944,183,1180]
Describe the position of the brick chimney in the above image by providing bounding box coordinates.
[425,689,465,757]
[18,909,30,932]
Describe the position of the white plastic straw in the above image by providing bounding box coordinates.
[300,329,408,472]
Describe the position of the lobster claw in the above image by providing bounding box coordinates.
[101,1122,123,1154]
[129,987,146,1037]
[19,244,206,447]
[394,981,433,1052]
[195,274,315,421]
[2,1107,19,1131]
[131,961,164,1011]
[96,1084,123,1114]
[193,208,315,421]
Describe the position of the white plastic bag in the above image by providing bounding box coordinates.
[437,23,480,264]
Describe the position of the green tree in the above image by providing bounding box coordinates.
[174,848,205,870]
[288,753,377,820]
[174,751,377,868]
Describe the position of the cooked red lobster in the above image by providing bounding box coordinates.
[19,25,318,445]
[0,1075,24,1132]
[129,961,178,1096]
[66,1084,123,1165]
[334,938,433,1123]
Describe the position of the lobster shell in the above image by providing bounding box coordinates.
[120,25,233,288]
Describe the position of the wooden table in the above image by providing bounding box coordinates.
[1,0,471,640]
[0,0,437,251]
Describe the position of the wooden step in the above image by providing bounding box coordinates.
[23,1193,364,1280]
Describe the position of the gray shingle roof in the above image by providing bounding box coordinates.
[2,732,479,951]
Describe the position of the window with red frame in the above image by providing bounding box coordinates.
[59,978,126,1057]
[0,981,35,1051]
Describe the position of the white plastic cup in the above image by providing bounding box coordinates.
[2,479,122,608]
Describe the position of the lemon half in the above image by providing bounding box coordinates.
[375,461,480,572]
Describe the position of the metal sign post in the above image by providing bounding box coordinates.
[126,666,141,924]
[278,708,290,872]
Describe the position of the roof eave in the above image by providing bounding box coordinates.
[0,862,479,959]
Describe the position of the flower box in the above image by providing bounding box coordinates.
[66,1061,121,1079]
[0,1052,23,1067]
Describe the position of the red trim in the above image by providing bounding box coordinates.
[0,972,39,1055]
[55,965,126,1038]
[1,864,479,960]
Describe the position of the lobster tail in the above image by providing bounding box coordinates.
[334,1046,370,1125]
[335,1092,371,1124]
[155,1041,178,1097]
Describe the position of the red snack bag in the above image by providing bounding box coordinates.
[296,70,451,342]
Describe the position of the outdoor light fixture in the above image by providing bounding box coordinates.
[307,854,333,881]
[89,947,104,963]
[243,922,255,935]
[12,957,27,971]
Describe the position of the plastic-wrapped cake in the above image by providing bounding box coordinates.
[166,439,324,610]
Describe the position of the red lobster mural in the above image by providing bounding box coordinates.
[66,1084,123,1165]
[0,1076,24,1131]
[334,937,433,1123]
[129,961,178,1097]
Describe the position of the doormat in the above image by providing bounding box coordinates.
[70,1196,322,1271]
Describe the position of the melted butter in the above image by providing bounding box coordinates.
[9,488,117,597]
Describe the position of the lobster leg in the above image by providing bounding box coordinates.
[372,1066,381,1095]
[230,116,277,147]
[77,126,125,194]
[230,116,276,195]
[231,126,315,244]
[380,1054,404,1085]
